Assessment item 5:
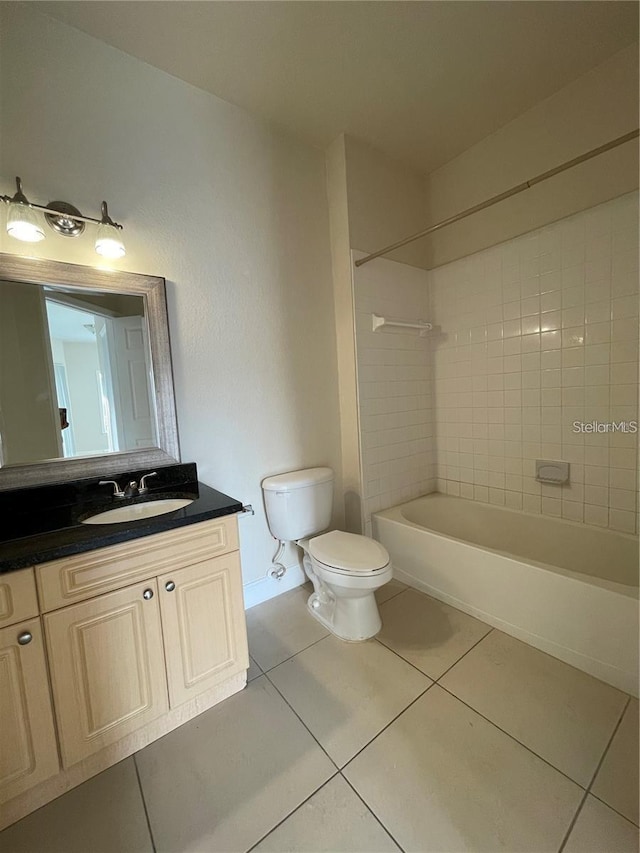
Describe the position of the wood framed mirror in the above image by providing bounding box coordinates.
[0,254,180,490]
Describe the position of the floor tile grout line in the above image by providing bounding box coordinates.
[583,698,637,828]
[377,585,410,606]
[434,625,494,682]
[436,683,590,792]
[556,790,590,853]
[255,631,330,675]
[245,769,342,853]
[372,635,438,681]
[373,623,493,684]
[340,771,406,853]
[248,654,263,675]
[262,670,340,770]
[585,696,630,792]
[556,696,632,853]
[339,681,436,770]
[588,791,640,829]
[132,753,157,853]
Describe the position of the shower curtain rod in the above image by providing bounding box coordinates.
[354,129,639,267]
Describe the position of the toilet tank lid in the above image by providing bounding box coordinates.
[262,467,334,492]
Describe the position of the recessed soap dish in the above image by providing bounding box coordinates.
[536,460,569,484]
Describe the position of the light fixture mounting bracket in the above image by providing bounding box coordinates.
[45,201,86,237]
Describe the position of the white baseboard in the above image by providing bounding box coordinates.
[243,563,306,609]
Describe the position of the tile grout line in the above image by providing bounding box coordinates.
[132,753,157,853]
[266,638,436,777]
[556,695,632,853]
[373,623,494,684]
[587,791,640,829]
[373,635,439,680]
[376,585,410,606]
[434,625,494,682]
[585,696,631,791]
[245,769,342,853]
[262,670,340,770]
[339,681,436,770]
[436,683,591,792]
[256,631,330,675]
[340,771,406,853]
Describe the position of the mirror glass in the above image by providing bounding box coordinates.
[0,279,158,467]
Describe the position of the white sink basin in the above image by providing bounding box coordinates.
[81,498,194,525]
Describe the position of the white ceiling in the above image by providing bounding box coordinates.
[33,1,638,175]
[46,300,97,344]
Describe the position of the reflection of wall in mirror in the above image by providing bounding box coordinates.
[0,280,62,465]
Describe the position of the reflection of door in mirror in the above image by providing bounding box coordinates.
[94,315,155,452]
[0,279,157,467]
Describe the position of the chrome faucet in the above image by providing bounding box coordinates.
[139,471,158,492]
[123,480,141,498]
[98,479,126,498]
[99,471,158,499]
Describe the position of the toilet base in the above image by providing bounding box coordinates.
[306,589,382,642]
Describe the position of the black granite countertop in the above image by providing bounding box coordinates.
[0,463,243,573]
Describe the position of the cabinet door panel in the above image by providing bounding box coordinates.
[0,618,59,804]
[44,581,168,768]
[160,553,248,707]
[0,568,38,630]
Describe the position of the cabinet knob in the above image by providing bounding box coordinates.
[142,588,154,600]
[17,631,32,645]
[165,581,176,592]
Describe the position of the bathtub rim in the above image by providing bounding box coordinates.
[374,494,639,600]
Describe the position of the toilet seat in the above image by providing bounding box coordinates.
[308,531,390,576]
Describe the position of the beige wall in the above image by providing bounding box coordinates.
[0,5,342,592]
[424,45,639,269]
[325,135,433,530]
[344,136,429,269]
[326,135,363,532]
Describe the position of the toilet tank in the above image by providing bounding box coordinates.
[262,467,334,541]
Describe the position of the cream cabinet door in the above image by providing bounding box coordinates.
[44,580,168,768]
[159,552,249,707]
[0,618,59,804]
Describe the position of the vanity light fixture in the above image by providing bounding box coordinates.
[5,178,45,243]
[1,177,125,258]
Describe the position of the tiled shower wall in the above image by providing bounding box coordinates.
[354,254,435,536]
[431,192,639,534]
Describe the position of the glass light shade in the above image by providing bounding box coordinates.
[95,222,125,258]
[6,201,45,242]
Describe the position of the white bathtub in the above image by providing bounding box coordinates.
[373,493,639,695]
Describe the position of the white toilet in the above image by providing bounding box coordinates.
[262,467,392,641]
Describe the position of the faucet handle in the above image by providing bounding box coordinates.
[139,471,158,493]
[99,479,125,498]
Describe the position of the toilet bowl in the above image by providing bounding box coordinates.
[299,531,392,641]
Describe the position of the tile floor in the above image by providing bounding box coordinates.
[2,580,638,853]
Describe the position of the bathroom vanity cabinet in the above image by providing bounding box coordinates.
[0,514,248,829]
[0,569,60,803]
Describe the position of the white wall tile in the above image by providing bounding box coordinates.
[354,256,434,531]
[429,193,638,534]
